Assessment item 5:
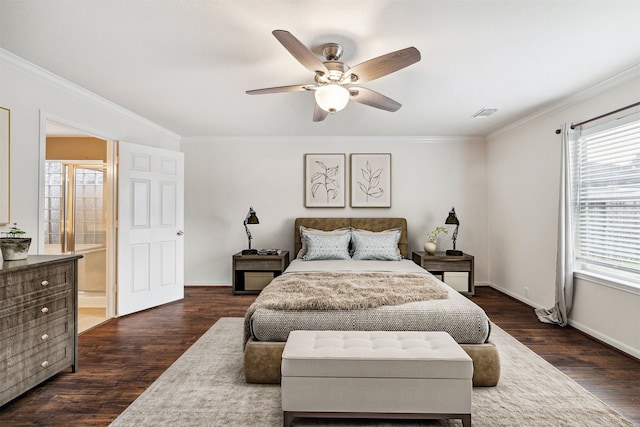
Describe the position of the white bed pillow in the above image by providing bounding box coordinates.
[302,232,352,261]
[297,226,351,259]
[351,228,402,261]
[351,227,402,237]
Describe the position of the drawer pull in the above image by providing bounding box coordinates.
[41,334,50,341]
[41,307,49,314]
[41,361,50,368]
[41,280,49,286]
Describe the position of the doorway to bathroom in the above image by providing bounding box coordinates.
[44,126,112,332]
[41,117,184,328]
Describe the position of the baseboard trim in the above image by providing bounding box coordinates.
[485,283,640,361]
[78,294,107,308]
[568,319,640,361]
[185,283,230,287]
[484,282,543,309]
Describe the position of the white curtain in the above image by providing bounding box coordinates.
[535,124,576,326]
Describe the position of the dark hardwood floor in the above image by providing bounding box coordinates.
[1,286,638,426]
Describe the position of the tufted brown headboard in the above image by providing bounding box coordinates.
[294,218,409,259]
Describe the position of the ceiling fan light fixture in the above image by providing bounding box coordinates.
[314,84,350,113]
[248,30,422,121]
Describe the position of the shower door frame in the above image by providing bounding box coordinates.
[57,161,107,255]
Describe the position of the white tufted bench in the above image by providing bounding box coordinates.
[281,330,473,427]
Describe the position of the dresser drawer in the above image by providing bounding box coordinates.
[0,315,70,361]
[421,259,471,272]
[0,264,70,310]
[235,258,284,270]
[0,300,70,343]
[0,339,74,402]
[0,291,72,340]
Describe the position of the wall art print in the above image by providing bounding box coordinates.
[0,106,9,224]
[350,153,391,208]
[304,153,346,208]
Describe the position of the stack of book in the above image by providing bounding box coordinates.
[257,249,281,255]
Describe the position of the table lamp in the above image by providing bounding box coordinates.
[242,206,259,255]
[445,207,463,256]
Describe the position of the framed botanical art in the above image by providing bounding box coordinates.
[0,106,9,224]
[304,153,346,208]
[350,153,391,208]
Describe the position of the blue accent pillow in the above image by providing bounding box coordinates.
[302,232,352,260]
[297,226,351,259]
[351,229,402,261]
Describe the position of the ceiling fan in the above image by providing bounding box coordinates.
[246,30,421,122]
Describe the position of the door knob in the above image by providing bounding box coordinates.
[177,230,184,236]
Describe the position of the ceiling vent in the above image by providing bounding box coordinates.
[472,108,498,118]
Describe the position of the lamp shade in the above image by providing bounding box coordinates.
[314,84,350,113]
[246,207,259,224]
[445,207,459,225]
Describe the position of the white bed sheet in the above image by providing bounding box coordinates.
[284,259,428,274]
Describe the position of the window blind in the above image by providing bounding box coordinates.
[574,118,640,283]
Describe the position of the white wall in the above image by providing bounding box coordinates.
[0,49,180,248]
[182,137,488,285]
[6,45,637,357]
[486,73,640,358]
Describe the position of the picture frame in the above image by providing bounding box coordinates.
[350,153,391,208]
[0,106,9,224]
[304,153,346,208]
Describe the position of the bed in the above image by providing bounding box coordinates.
[243,218,500,387]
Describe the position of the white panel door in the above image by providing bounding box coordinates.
[117,141,184,316]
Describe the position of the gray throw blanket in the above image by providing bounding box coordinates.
[244,271,448,345]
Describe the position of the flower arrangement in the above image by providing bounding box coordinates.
[427,226,447,243]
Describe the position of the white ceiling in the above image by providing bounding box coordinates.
[1,0,639,138]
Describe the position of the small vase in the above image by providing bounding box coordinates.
[424,241,437,255]
[0,237,32,261]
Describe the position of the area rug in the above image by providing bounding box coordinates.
[110,318,635,426]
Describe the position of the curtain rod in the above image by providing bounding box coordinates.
[554,101,640,134]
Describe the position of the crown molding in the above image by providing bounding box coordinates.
[488,63,640,139]
[181,135,486,144]
[0,48,180,140]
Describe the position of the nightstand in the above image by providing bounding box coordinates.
[412,251,475,296]
[232,251,290,295]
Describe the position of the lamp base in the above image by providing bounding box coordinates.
[242,249,258,255]
[446,249,464,256]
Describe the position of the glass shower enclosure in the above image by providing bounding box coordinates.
[44,161,107,307]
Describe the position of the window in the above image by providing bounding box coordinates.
[572,114,640,287]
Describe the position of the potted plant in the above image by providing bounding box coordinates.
[0,223,32,261]
[424,226,448,255]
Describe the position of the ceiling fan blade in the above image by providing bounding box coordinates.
[349,87,402,112]
[344,47,421,83]
[313,104,329,122]
[246,84,311,95]
[272,30,329,75]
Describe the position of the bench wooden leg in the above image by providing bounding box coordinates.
[283,411,293,427]
[462,413,471,427]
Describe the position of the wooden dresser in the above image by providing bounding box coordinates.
[0,255,81,407]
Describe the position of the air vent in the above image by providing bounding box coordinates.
[472,108,498,118]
